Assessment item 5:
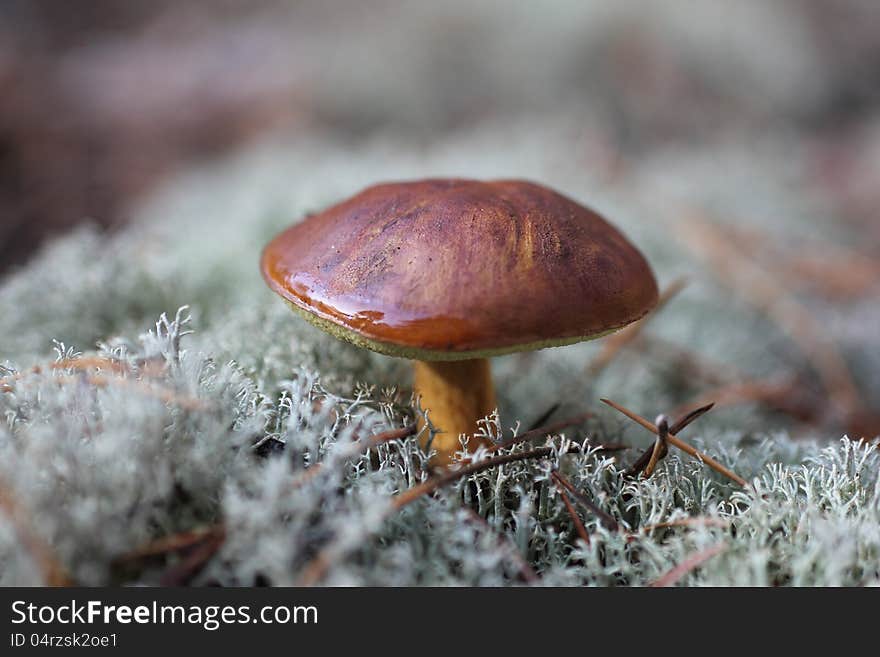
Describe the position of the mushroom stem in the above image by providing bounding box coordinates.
[413,359,496,464]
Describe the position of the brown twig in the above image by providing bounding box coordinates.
[298,407,636,586]
[668,403,716,435]
[52,356,130,375]
[649,542,726,587]
[0,368,34,392]
[553,476,591,546]
[550,470,619,531]
[393,447,555,510]
[299,446,558,585]
[114,425,417,585]
[492,412,594,450]
[625,517,730,543]
[641,517,730,534]
[602,397,748,487]
[287,423,418,490]
[115,525,224,563]
[2,367,208,411]
[627,403,714,478]
[587,277,688,376]
[679,213,862,422]
[79,375,209,410]
[357,422,419,450]
[1,357,130,391]
[0,479,72,586]
[158,526,227,586]
[644,415,669,477]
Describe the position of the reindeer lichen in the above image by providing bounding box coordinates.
[1,116,877,586]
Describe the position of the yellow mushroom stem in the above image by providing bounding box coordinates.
[413,358,497,465]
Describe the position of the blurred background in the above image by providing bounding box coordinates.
[1,0,879,438]
[3,0,880,271]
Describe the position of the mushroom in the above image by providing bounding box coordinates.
[261,179,658,465]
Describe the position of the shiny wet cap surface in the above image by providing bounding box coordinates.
[261,179,658,359]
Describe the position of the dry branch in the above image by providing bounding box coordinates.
[650,543,726,587]
[602,397,748,487]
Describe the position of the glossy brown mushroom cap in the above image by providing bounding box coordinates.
[261,179,659,360]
